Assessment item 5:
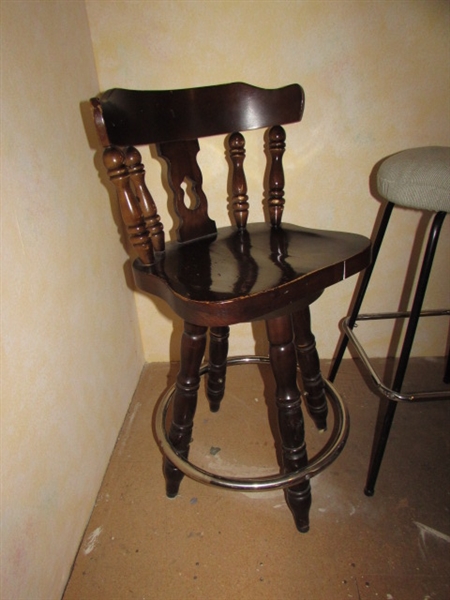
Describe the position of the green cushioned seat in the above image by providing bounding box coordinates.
[377,146,450,213]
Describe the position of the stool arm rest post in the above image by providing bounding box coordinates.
[102,145,154,265]
[124,146,165,253]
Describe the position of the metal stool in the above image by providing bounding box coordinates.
[329,146,450,496]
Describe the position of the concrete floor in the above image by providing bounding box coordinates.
[63,358,449,600]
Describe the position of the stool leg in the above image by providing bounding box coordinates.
[292,307,328,431]
[329,202,394,382]
[164,321,207,498]
[206,326,230,412]
[365,210,447,496]
[444,350,450,385]
[364,398,397,496]
[266,315,311,533]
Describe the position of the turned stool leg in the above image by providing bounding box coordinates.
[206,326,230,412]
[164,321,207,498]
[292,307,328,431]
[266,315,311,533]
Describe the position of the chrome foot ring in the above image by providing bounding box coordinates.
[155,356,349,492]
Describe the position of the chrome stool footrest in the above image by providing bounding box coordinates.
[342,314,450,402]
[155,355,349,492]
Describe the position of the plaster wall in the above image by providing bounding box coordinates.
[86,0,450,361]
[1,3,144,599]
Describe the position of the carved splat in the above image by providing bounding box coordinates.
[124,146,165,253]
[157,140,216,243]
[229,132,249,229]
[102,146,153,265]
[268,125,286,227]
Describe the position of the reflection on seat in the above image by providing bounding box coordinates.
[140,223,370,305]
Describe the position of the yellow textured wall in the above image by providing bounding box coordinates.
[1,3,144,599]
[87,0,450,361]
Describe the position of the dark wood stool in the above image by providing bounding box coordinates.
[90,83,371,532]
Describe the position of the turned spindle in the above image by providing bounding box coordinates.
[268,125,286,227]
[125,146,165,254]
[102,146,153,265]
[229,132,249,229]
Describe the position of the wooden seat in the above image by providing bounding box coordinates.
[90,82,371,532]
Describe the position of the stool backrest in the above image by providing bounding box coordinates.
[91,82,304,264]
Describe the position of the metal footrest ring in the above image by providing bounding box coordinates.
[155,355,349,492]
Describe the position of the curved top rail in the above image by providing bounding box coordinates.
[92,82,304,146]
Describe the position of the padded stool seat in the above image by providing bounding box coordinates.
[329,145,450,497]
[377,146,450,212]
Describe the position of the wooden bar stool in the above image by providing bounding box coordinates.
[329,146,450,496]
[90,83,371,532]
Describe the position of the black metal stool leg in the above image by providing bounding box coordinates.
[329,202,394,382]
[364,398,397,496]
[364,210,447,495]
